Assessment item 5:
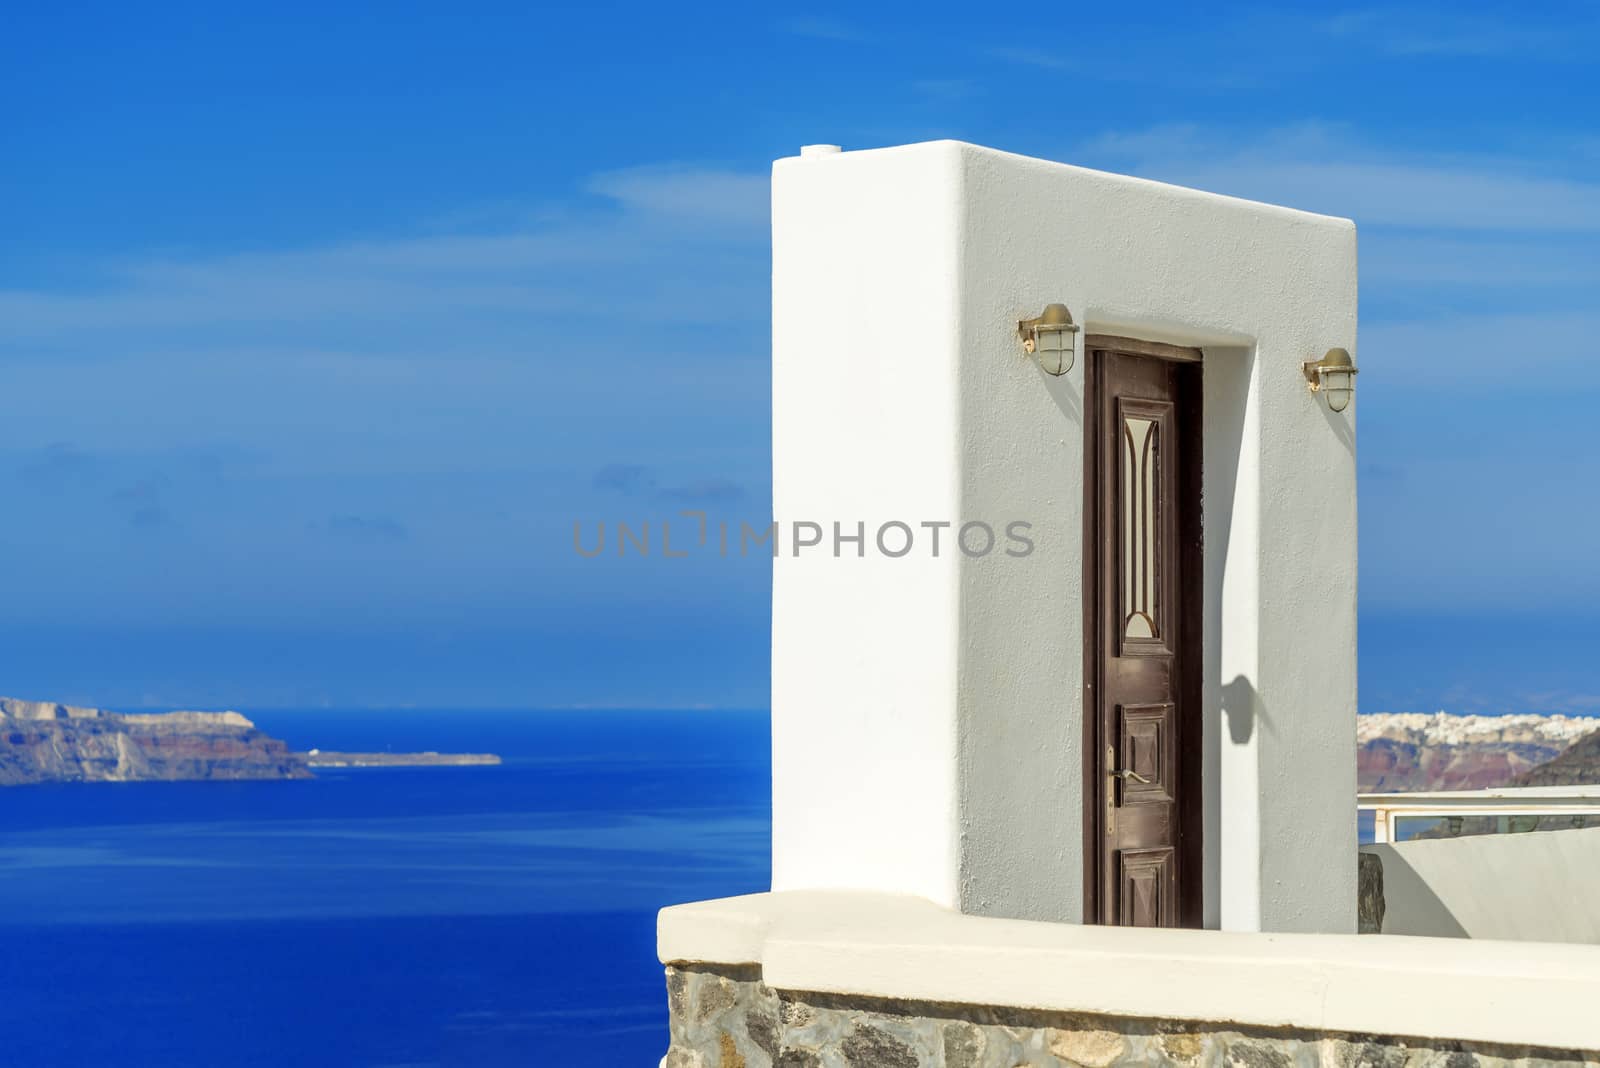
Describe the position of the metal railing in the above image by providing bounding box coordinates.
[1359,786,1600,844]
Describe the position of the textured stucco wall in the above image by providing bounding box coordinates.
[662,964,1594,1068]
[770,142,966,907]
[770,140,1358,932]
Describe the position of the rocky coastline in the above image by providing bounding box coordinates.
[1,696,502,786]
[0,697,309,786]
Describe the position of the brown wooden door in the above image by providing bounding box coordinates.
[1083,337,1203,928]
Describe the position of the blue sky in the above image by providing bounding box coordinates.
[2,2,1598,712]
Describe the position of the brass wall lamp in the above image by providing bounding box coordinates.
[1303,347,1358,412]
[1018,303,1079,376]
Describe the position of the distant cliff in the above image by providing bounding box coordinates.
[1357,712,1599,792]
[0,697,310,786]
[1513,728,1600,787]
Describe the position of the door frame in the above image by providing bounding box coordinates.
[1080,334,1206,926]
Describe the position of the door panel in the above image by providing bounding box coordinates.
[1118,703,1174,806]
[1117,847,1176,928]
[1084,339,1203,928]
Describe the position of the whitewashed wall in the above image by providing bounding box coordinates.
[770,140,1358,933]
[1366,829,1600,942]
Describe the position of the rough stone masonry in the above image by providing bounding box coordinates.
[662,964,1596,1068]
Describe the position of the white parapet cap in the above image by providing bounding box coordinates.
[658,891,1600,1051]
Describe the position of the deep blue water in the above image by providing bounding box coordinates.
[0,710,772,1067]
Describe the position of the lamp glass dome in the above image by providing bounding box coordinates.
[1018,303,1079,377]
[1322,368,1353,412]
[1314,348,1356,412]
[1036,327,1074,376]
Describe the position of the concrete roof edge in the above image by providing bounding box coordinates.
[773,139,1356,233]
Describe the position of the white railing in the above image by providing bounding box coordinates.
[1359,785,1600,843]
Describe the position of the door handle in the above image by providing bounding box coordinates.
[1104,744,1152,837]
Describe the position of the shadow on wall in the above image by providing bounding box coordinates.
[1037,360,1083,426]
[1200,343,1255,928]
[1319,385,1356,458]
[1363,827,1600,942]
[1221,675,1259,745]
[1361,848,1470,939]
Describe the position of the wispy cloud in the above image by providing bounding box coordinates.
[1090,128,1600,377]
[776,16,865,42]
[978,9,1598,93]
[593,464,656,495]
[17,442,100,490]
[1179,159,1600,233]
[983,46,1066,71]
[1315,8,1583,58]
[0,163,770,347]
[0,161,774,628]
[1360,232,1600,289]
[584,165,768,231]
[113,478,171,529]
[9,442,260,530]
[1075,122,1600,345]
[1081,121,1600,232]
[594,464,750,506]
[657,478,746,505]
[1361,311,1600,387]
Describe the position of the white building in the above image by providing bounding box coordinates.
[658,142,1599,1066]
[771,139,1357,934]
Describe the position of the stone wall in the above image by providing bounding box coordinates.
[1358,851,1385,934]
[663,964,1595,1068]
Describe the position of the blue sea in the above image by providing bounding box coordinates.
[0,710,771,1067]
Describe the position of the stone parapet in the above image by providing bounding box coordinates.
[660,892,1600,1055]
[663,963,1595,1068]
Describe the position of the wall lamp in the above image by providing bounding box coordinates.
[1017,303,1079,376]
[1303,347,1358,413]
